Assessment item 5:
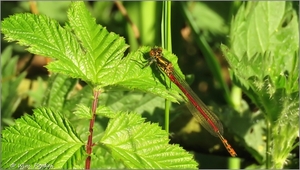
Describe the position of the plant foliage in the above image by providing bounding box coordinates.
[1,108,85,169]
[221,1,299,168]
[1,46,27,128]
[1,2,185,102]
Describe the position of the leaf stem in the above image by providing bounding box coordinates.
[85,90,100,169]
[266,119,272,169]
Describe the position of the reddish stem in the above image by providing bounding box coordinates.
[85,90,100,169]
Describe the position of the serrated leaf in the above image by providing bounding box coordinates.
[230,2,298,60]
[96,105,117,119]
[74,104,92,119]
[99,112,198,169]
[61,85,106,143]
[110,46,186,103]
[54,1,129,85]
[1,108,85,169]
[63,85,94,118]
[90,146,125,168]
[1,2,185,103]
[96,90,179,126]
[227,2,298,81]
[222,1,299,110]
[66,2,185,103]
[222,2,299,167]
[1,13,88,80]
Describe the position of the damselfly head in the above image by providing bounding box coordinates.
[149,47,163,58]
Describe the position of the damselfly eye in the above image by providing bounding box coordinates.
[149,49,156,57]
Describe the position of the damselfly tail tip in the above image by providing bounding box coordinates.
[216,131,237,157]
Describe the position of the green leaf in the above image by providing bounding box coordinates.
[222,1,299,168]
[99,111,198,169]
[61,85,106,143]
[67,1,185,102]
[63,85,94,117]
[186,1,229,38]
[27,77,47,108]
[114,46,185,103]
[90,146,125,169]
[1,45,13,70]
[63,1,129,85]
[74,104,92,119]
[96,105,117,118]
[42,73,77,111]
[221,1,299,116]
[1,46,18,78]
[1,2,185,103]
[1,13,88,80]
[230,1,298,62]
[96,90,178,126]
[1,108,85,169]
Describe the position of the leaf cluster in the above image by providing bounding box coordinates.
[1,2,197,169]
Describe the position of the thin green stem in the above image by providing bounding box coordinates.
[231,85,242,111]
[228,157,240,169]
[161,1,172,133]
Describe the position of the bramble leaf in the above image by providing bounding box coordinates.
[1,108,85,169]
[1,2,184,103]
[99,111,198,169]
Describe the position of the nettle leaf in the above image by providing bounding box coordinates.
[222,1,298,108]
[226,1,298,83]
[1,108,85,169]
[99,111,198,169]
[222,1,299,165]
[221,1,299,103]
